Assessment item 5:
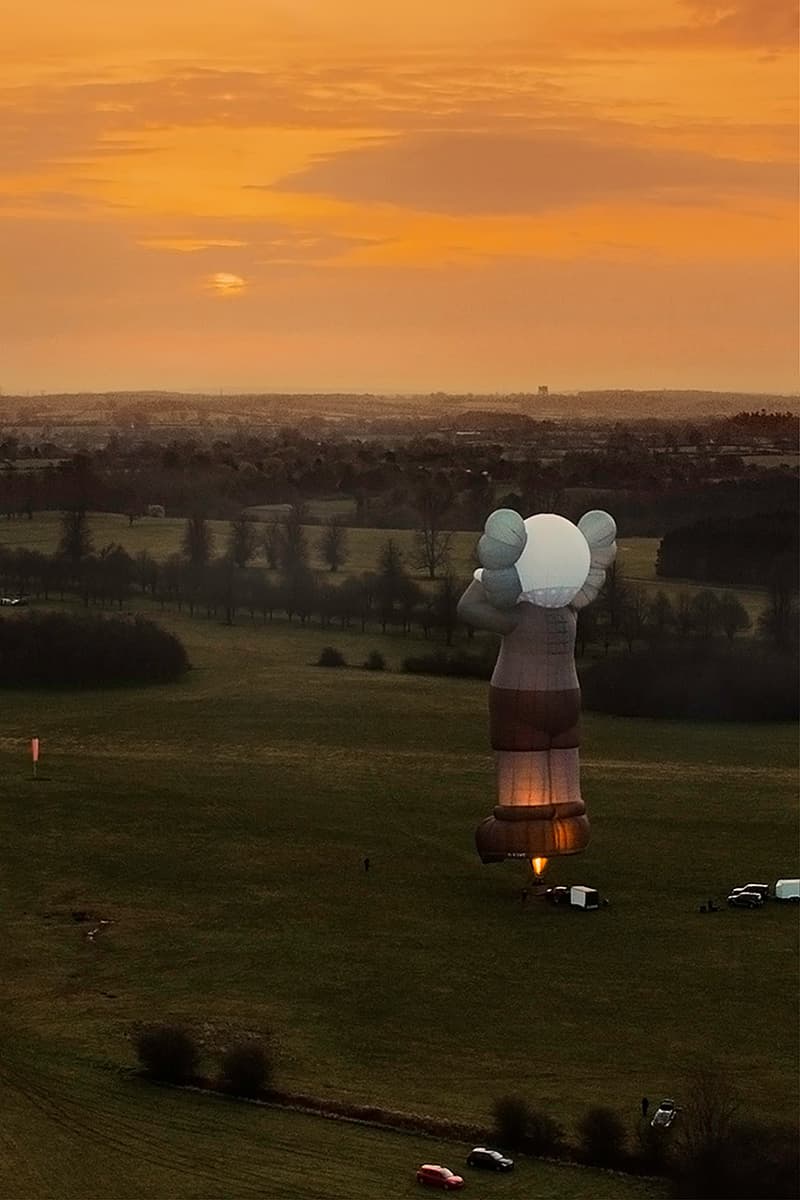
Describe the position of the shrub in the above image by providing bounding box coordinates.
[576,1105,628,1167]
[317,645,346,667]
[492,1095,531,1151]
[671,1121,799,1199]
[525,1107,566,1158]
[0,612,189,687]
[492,1095,565,1157]
[219,1040,272,1098]
[632,1120,673,1176]
[402,650,492,680]
[134,1025,198,1084]
[580,644,798,721]
[363,650,386,671]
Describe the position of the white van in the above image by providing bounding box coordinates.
[775,879,800,902]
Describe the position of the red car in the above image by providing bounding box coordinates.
[416,1164,466,1190]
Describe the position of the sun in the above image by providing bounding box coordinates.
[206,272,247,296]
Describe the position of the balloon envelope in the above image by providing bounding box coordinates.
[516,514,590,608]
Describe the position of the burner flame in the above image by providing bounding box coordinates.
[531,857,548,878]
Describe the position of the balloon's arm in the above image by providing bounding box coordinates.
[571,541,617,611]
[457,579,520,634]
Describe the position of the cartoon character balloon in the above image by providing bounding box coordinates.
[457,509,616,870]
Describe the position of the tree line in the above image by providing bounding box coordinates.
[1,508,792,656]
[657,511,798,589]
[1,414,797,539]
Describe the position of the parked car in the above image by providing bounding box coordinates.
[466,1147,514,1172]
[730,883,769,901]
[0,596,27,606]
[416,1164,465,1190]
[651,1099,677,1129]
[727,890,764,908]
[545,886,570,906]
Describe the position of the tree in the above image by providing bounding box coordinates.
[58,508,93,565]
[376,538,406,632]
[597,560,630,653]
[135,550,159,596]
[95,543,135,608]
[280,564,316,623]
[674,591,695,639]
[619,584,649,651]
[318,517,349,572]
[219,1041,272,1098]
[411,480,453,579]
[718,594,751,642]
[576,1106,628,1168]
[758,553,798,650]
[647,590,675,642]
[134,1025,198,1084]
[227,515,258,569]
[263,516,281,570]
[671,1063,742,1199]
[432,573,460,646]
[182,514,214,567]
[492,1095,531,1151]
[690,590,722,641]
[278,505,308,572]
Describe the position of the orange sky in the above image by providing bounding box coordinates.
[1,0,797,395]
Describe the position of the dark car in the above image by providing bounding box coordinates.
[466,1147,514,1172]
[416,1164,465,1190]
[727,890,764,909]
[545,886,570,906]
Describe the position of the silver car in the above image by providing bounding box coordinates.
[651,1099,677,1129]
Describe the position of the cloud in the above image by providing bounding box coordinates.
[265,130,796,215]
[628,0,798,50]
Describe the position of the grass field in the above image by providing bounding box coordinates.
[0,1039,665,1200]
[0,597,797,1197]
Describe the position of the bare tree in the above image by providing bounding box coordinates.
[58,508,93,564]
[671,1062,743,1198]
[318,517,349,572]
[279,505,308,571]
[181,514,214,567]
[263,515,281,570]
[412,481,453,579]
[227,515,258,569]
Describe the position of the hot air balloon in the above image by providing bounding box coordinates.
[457,509,616,876]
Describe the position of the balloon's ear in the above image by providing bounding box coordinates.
[578,510,616,549]
[476,565,522,610]
[477,508,527,569]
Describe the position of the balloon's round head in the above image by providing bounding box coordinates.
[474,508,615,610]
[516,514,590,608]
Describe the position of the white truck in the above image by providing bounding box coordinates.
[570,885,600,910]
[775,879,800,902]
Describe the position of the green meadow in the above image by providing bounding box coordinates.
[0,592,796,1196]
